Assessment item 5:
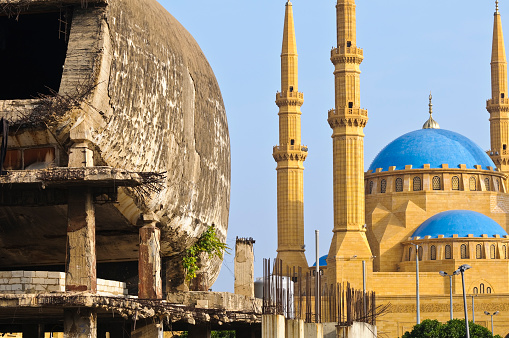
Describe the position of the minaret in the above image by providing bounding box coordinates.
[326,0,372,288]
[273,0,308,272]
[488,0,509,172]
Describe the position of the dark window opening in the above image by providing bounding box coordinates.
[502,93,505,98]
[0,11,71,100]
[346,41,352,47]
[289,86,294,92]
[504,144,507,150]
[348,102,353,108]
[290,139,295,146]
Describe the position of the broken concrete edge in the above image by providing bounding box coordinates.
[0,166,165,188]
[0,292,262,325]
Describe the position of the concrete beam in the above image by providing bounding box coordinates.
[66,187,97,292]
[64,308,97,338]
[138,213,162,299]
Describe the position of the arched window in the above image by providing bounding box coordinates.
[476,244,483,259]
[445,245,452,259]
[485,177,491,191]
[418,246,423,261]
[460,244,467,259]
[430,245,436,260]
[408,247,413,261]
[452,176,460,190]
[380,179,387,193]
[469,176,477,191]
[480,283,485,293]
[487,287,492,294]
[432,176,441,190]
[473,287,479,294]
[413,177,422,191]
[369,181,374,194]
[503,245,507,259]
[490,244,496,259]
[395,177,403,192]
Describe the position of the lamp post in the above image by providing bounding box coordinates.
[411,243,420,324]
[439,270,460,320]
[457,264,472,338]
[484,311,499,335]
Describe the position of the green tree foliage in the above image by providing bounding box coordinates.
[401,319,503,338]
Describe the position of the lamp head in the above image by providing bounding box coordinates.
[453,270,461,275]
[458,264,472,272]
[494,311,499,315]
[439,271,448,277]
[485,311,490,315]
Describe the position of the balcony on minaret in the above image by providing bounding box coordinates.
[328,107,367,118]
[330,46,363,64]
[272,143,308,163]
[275,90,304,107]
[487,97,509,109]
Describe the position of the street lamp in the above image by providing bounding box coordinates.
[411,243,420,324]
[484,311,499,335]
[457,264,472,338]
[439,270,460,320]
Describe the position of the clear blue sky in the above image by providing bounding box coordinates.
[159,0,498,292]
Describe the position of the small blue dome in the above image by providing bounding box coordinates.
[412,210,507,239]
[368,129,494,172]
[312,254,328,267]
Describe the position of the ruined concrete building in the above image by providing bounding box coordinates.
[0,0,240,336]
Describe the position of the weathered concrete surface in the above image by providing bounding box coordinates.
[336,322,377,338]
[262,315,285,338]
[131,323,164,338]
[166,291,262,313]
[0,0,230,289]
[138,214,162,299]
[234,238,255,298]
[64,307,97,338]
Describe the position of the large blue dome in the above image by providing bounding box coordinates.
[412,210,507,239]
[368,129,494,172]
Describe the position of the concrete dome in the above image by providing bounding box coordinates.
[412,210,508,239]
[368,129,494,172]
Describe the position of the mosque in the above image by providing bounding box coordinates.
[274,0,509,336]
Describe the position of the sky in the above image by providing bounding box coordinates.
[159,0,500,292]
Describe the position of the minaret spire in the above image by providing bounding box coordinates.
[487,1,509,171]
[423,92,440,129]
[326,0,372,289]
[273,1,308,272]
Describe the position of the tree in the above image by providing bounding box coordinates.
[402,319,503,338]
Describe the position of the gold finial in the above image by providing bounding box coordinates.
[423,92,440,129]
[497,0,499,13]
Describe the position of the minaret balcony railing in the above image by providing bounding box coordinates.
[273,144,309,152]
[276,91,304,100]
[328,108,368,118]
[331,46,363,57]
[487,98,509,106]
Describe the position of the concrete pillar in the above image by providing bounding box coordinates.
[262,315,285,338]
[138,213,162,299]
[131,323,163,338]
[285,319,304,338]
[66,187,97,292]
[303,322,323,338]
[188,325,211,338]
[234,237,255,298]
[64,308,97,338]
[22,324,44,338]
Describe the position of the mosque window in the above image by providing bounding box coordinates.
[347,41,352,47]
[413,177,422,191]
[430,245,436,260]
[291,139,295,145]
[476,244,483,259]
[502,93,505,99]
[395,178,403,192]
[290,86,294,92]
[490,244,496,259]
[432,176,441,190]
[503,245,507,259]
[348,102,353,108]
[480,283,485,293]
[487,287,492,293]
[485,177,490,191]
[445,245,452,259]
[380,179,387,193]
[504,144,507,151]
[408,247,412,261]
[469,177,477,191]
[418,246,423,261]
[473,287,479,294]
[460,244,467,259]
[452,176,460,190]
[369,181,374,194]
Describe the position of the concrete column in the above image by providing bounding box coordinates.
[138,213,162,299]
[234,237,255,298]
[64,308,97,338]
[131,323,163,338]
[285,319,304,338]
[303,322,323,338]
[262,315,285,338]
[66,187,97,292]
[188,325,211,338]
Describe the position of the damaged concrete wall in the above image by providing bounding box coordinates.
[0,0,230,290]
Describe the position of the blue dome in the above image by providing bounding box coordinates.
[312,254,328,267]
[412,210,508,239]
[368,129,494,172]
